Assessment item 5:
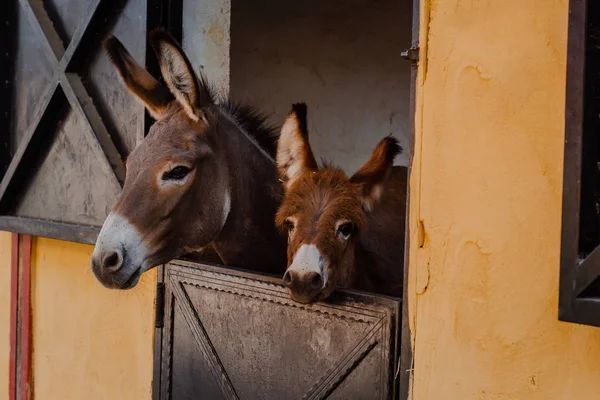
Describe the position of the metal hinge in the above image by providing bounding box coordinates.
[155,282,165,328]
[401,45,419,63]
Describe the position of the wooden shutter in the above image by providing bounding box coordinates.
[0,0,163,244]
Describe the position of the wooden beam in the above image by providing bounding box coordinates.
[19,0,64,63]
[0,0,16,177]
[19,235,32,400]
[0,217,100,245]
[171,279,239,400]
[57,0,104,71]
[400,0,420,397]
[574,245,600,296]
[9,234,19,400]
[569,298,600,328]
[558,0,587,323]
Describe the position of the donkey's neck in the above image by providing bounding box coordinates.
[351,169,407,297]
[211,111,287,276]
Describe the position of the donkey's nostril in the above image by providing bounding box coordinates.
[104,252,119,268]
[102,250,123,272]
[283,271,293,288]
[307,272,323,290]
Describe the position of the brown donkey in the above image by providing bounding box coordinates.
[90,30,287,289]
[276,104,406,303]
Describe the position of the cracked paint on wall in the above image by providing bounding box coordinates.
[408,0,600,398]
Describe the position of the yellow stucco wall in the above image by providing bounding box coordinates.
[30,238,156,399]
[0,232,12,399]
[407,0,600,399]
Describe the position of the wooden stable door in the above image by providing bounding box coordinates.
[154,261,401,400]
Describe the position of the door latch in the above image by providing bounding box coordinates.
[401,45,419,63]
[155,282,165,328]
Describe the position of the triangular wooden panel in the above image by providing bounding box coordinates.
[327,348,385,400]
[170,307,228,400]
[161,262,399,400]
[13,105,120,226]
[11,5,55,156]
[42,0,95,45]
[81,0,148,155]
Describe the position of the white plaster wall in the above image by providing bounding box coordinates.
[183,0,231,99]
[231,0,413,172]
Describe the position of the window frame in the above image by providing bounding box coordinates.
[559,0,600,327]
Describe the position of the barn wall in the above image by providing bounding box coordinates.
[0,233,11,398]
[30,238,155,399]
[407,0,600,399]
[230,0,412,173]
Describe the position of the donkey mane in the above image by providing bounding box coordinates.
[197,74,279,158]
[221,101,279,158]
[318,160,338,170]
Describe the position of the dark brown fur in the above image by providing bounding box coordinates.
[91,30,286,289]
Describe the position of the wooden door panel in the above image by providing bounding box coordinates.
[159,261,400,400]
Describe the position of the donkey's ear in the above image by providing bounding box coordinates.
[104,36,173,120]
[276,103,318,189]
[349,136,402,211]
[149,29,212,122]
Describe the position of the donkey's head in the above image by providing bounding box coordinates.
[275,104,401,303]
[91,30,241,289]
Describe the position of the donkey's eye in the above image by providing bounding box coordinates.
[162,166,192,181]
[337,222,355,239]
[284,219,295,233]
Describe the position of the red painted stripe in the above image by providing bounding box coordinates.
[19,235,32,400]
[9,233,19,400]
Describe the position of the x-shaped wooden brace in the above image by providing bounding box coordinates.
[169,269,393,400]
[0,0,126,210]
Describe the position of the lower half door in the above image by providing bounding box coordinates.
[156,260,401,400]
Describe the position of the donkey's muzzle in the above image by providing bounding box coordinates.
[90,212,149,289]
[90,248,133,289]
[283,270,323,303]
